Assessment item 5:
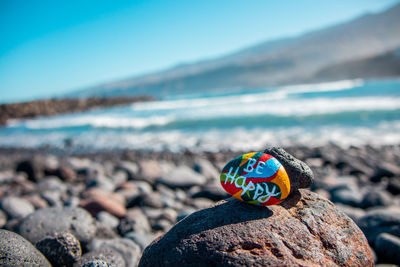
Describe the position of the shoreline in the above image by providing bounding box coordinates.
[0,96,154,126]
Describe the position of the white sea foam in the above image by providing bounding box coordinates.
[1,121,400,152]
[18,115,175,130]
[132,79,363,111]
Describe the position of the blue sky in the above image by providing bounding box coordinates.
[0,0,399,103]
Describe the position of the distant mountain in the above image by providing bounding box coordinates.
[74,3,400,98]
[311,47,400,81]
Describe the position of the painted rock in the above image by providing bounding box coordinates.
[220,152,290,206]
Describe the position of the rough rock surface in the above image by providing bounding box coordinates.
[19,207,97,245]
[265,147,314,193]
[36,232,82,267]
[0,229,51,267]
[139,190,373,267]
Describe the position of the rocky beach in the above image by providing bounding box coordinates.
[0,144,399,266]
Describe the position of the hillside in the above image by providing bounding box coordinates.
[74,3,400,98]
[312,47,400,81]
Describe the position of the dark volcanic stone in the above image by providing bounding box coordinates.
[358,208,400,245]
[16,158,43,181]
[375,233,400,265]
[264,147,314,193]
[387,178,400,195]
[36,232,82,267]
[139,190,373,267]
[19,207,97,245]
[360,189,393,209]
[330,188,364,207]
[0,229,51,266]
[73,247,125,267]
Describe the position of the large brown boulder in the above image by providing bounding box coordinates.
[139,190,373,267]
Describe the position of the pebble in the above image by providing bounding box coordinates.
[97,211,120,229]
[358,208,400,245]
[190,180,229,201]
[117,208,151,235]
[82,260,112,267]
[0,209,7,228]
[74,247,125,267]
[86,174,115,192]
[110,170,128,186]
[89,238,141,267]
[158,165,206,188]
[1,196,35,219]
[0,229,51,266]
[193,158,219,180]
[330,188,364,207]
[115,161,139,180]
[138,160,163,183]
[37,176,67,193]
[36,232,82,267]
[80,195,127,218]
[387,178,400,195]
[19,206,97,245]
[360,188,393,209]
[220,152,291,206]
[265,147,314,191]
[375,233,400,265]
[125,232,156,251]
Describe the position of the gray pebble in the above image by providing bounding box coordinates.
[157,165,206,188]
[375,233,400,265]
[19,207,97,245]
[361,189,393,208]
[74,247,125,267]
[97,211,120,229]
[86,174,115,192]
[358,208,400,244]
[125,232,156,251]
[1,196,35,219]
[118,208,151,235]
[0,229,51,266]
[89,238,141,267]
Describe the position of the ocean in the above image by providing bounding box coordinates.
[1,78,400,152]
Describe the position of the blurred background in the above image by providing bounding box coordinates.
[1,0,400,152]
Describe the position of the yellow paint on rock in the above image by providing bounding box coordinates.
[270,166,291,199]
[233,189,244,200]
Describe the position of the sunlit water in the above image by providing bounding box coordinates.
[1,78,400,152]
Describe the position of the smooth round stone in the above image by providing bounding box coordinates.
[220,152,290,206]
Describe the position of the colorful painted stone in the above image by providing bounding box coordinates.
[220,152,291,206]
